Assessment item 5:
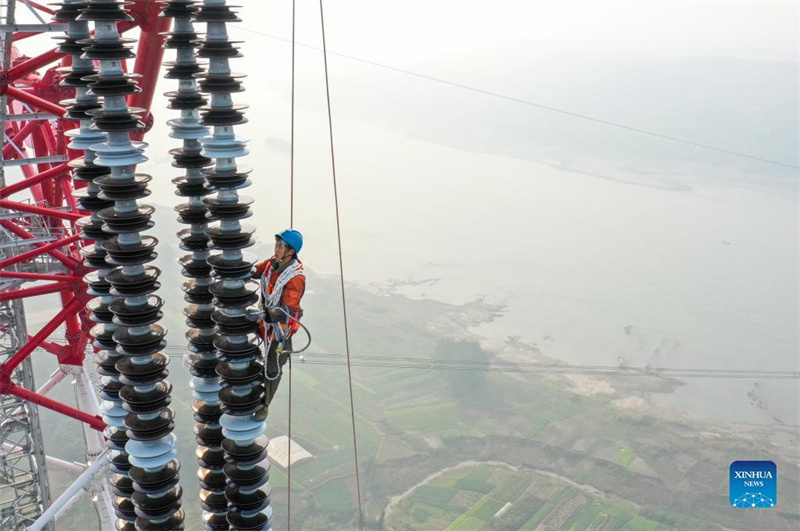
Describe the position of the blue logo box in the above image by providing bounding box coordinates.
[730,461,777,508]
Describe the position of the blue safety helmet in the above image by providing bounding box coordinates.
[276,229,303,254]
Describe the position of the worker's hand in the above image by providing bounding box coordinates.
[267,307,285,323]
[246,308,265,322]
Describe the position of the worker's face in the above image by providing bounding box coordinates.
[275,239,292,261]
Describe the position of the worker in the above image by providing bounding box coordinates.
[253,229,306,404]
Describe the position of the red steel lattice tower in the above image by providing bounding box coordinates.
[0,1,169,528]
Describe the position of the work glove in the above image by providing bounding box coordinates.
[266,306,288,323]
[246,308,265,322]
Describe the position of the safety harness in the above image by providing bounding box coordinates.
[261,259,309,382]
[260,259,303,310]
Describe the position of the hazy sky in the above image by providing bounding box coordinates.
[243,0,800,64]
[14,1,798,63]
[226,1,800,175]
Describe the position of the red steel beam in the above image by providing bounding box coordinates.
[10,148,46,203]
[58,174,78,210]
[128,7,169,139]
[59,290,87,365]
[0,271,82,282]
[0,282,74,302]
[0,297,83,375]
[2,119,41,159]
[34,121,57,174]
[0,200,82,221]
[24,1,55,15]
[33,338,65,357]
[11,32,39,42]
[5,86,67,117]
[26,331,84,366]
[0,162,71,198]
[5,385,105,432]
[0,233,80,270]
[4,143,46,203]
[54,116,68,155]
[30,129,59,221]
[0,221,80,270]
[1,49,64,86]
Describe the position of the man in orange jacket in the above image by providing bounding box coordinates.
[253,229,305,404]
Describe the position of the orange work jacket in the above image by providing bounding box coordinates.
[253,258,306,314]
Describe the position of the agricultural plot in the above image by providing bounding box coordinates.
[289,447,358,484]
[614,447,638,468]
[377,368,440,397]
[386,401,465,435]
[290,401,358,449]
[37,270,800,530]
[410,485,459,508]
[385,465,674,531]
[492,474,531,503]
[625,515,662,531]
[283,380,383,452]
[260,280,798,530]
[310,478,358,517]
[375,436,420,464]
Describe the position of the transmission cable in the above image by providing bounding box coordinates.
[46,340,797,379]
[297,359,798,379]
[231,25,798,171]
[300,352,797,374]
[138,345,800,379]
[170,351,800,379]
[318,0,364,528]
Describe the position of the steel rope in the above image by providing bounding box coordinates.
[319,0,364,527]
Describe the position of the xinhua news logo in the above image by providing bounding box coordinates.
[730,461,777,508]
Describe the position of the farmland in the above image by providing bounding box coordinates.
[31,268,800,530]
[385,464,671,530]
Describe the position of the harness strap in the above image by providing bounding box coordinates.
[261,259,303,310]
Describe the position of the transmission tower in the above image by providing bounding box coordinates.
[0,1,169,528]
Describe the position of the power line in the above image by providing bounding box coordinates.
[290,352,797,374]
[318,0,363,528]
[299,360,798,379]
[153,347,798,380]
[231,25,799,171]
[44,341,797,379]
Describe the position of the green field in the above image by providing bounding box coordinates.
[614,447,637,468]
[386,465,673,531]
[33,270,800,531]
[492,474,531,503]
